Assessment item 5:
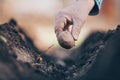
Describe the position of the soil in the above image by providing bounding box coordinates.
[0,19,120,80]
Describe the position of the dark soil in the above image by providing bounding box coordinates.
[0,19,120,80]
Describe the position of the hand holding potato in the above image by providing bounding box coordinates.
[55,0,95,49]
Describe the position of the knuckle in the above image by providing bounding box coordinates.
[56,10,70,19]
[56,11,65,18]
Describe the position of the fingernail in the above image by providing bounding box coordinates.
[72,34,78,41]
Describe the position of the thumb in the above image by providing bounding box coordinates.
[71,18,84,41]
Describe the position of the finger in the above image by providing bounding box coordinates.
[72,18,84,41]
[63,22,72,32]
[63,15,73,32]
[54,13,67,36]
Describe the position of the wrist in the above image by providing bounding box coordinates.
[76,0,95,11]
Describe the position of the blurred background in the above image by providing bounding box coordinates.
[0,0,120,57]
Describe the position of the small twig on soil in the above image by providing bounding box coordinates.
[44,44,54,53]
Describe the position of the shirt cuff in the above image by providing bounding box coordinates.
[89,0,103,15]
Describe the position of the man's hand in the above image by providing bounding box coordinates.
[55,0,95,49]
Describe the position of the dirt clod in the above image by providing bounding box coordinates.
[0,20,120,80]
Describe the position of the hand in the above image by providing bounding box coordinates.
[55,0,94,48]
